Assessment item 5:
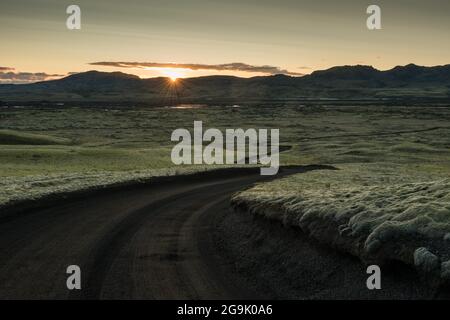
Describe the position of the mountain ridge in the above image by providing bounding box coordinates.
[1,64,449,102]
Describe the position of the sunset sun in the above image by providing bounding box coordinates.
[159,68,185,81]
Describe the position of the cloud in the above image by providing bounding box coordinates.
[89,61,304,76]
[0,71,64,84]
[0,67,15,71]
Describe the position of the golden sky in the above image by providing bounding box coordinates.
[1,0,449,83]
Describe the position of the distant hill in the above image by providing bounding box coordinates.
[1,64,449,103]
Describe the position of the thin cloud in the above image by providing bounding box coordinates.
[0,67,15,71]
[89,61,304,76]
[0,71,64,84]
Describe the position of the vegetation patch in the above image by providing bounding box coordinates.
[0,129,72,145]
[232,164,450,284]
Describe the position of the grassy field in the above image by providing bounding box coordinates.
[1,104,449,203]
[1,104,450,278]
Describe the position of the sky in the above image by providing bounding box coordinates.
[1,0,449,83]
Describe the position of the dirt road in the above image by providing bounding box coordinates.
[0,166,440,299]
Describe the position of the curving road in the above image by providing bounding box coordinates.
[0,166,442,300]
[0,167,317,299]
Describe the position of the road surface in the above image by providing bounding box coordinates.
[0,167,313,299]
[0,166,442,299]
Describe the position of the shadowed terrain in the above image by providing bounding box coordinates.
[0,167,441,299]
[1,64,449,102]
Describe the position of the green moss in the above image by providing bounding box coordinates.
[0,129,72,145]
[232,163,450,281]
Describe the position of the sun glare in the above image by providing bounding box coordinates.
[159,68,186,82]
